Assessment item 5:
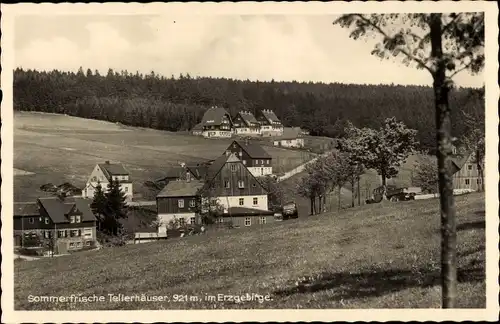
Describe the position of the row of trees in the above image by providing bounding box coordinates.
[13,67,482,153]
[296,117,419,214]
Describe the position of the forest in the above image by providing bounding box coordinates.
[13,67,483,153]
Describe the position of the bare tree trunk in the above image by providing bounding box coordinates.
[318,195,322,214]
[476,150,484,192]
[351,178,355,208]
[309,196,314,215]
[430,13,457,309]
[323,194,327,213]
[337,187,341,211]
[357,176,361,206]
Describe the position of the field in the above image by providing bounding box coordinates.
[13,112,311,202]
[14,193,486,310]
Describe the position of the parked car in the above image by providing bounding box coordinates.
[366,185,422,203]
[281,201,298,219]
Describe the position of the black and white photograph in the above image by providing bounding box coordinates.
[1,1,498,322]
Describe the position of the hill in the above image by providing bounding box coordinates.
[13,68,483,153]
[13,112,312,202]
[14,193,485,310]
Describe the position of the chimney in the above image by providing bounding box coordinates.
[105,161,110,164]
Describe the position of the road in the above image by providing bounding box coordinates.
[277,151,332,182]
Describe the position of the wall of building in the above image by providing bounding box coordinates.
[220,214,274,227]
[158,212,198,229]
[247,166,273,177]
[216,194,268,212]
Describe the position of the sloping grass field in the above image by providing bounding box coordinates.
[14,193,486,310]
[13,112,310,201]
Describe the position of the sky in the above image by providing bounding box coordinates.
[14,14,483,87]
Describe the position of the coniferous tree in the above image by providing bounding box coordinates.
[104,179,128,235]
[90,182,107,231]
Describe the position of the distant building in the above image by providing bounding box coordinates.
[257,109,284,136]
[273,127,305,148]
[191,123,203,136]
[200,106,233,138]
[81,161,133,201]
[13,196,97,254]
[224,140,273,177]
[450,146,484,191]
[232,111,261,136]
[156,180,205,232]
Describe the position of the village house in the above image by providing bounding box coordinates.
[157,163,202,184]
[224,140,273,177]
[273,127,305,148]
[257,109,284,136]
[232,111,261,136]
[450,146,484,191]
[81,161,133,201]
[191,123,203,136]
[156,179,205,232]
[13,196,97,254]
[200,106,233,138]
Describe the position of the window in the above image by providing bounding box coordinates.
[125,187,128,192]
[69,243,75,248]
[224,180,230,188]
[239,198,244,206]
[261,160,264,164]
[261,168,264,175]
[189,199,196,208]
[242,160,247,165]
[239,151,243,156]
[260,217,267,224]
[44,231,50,239]
[477,179,481,184]
[253,197,258,205]
[190,217,196,225]
[29,217,34,224]
[86,241,92,246]
[70,230,79,237]
[238,180,245,189]
[252,183,256,187]
[465,179,470,185]
[178,199,185,208]
[70,216,75,223]
[91,176,97,182]
[178,218,185,226]
[468,164,473,170]
[45,217,50,224]
[75,215,81,223]
[58,230,65,238]
[230,164,237,172]
[244,217,251,226]
[84,228,93,238]
[267,160,270,165]
[217,217,224,224]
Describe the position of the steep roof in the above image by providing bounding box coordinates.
[13,202,40,217]
[450,151,473,174]
[237,111,259,127]
[156,180,204,198]
[98,162,129,180]
[160,166,186,180]
[37,197,96,223]
[192,123,203,131]
[232,140,271,159]
[225,206,274,216]
[206,154,232,180]
[260,109,281,124]
[200,106,231,127]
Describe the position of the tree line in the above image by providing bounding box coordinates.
[13,67,482,153]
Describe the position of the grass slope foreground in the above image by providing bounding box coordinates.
[14,193,486,310]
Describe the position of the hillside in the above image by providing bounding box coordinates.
[14,193,486,310]
[13,68,483,153]
[13,112,311,202]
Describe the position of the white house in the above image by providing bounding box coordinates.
[232,111,261,136]
[81,161,133,201]
[200,106,233,138]
[257,109,284,136]
[273,127,305,148]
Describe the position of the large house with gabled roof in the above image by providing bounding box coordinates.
[200,106,233,138]
[257,109,284,136]
[450,145,484,191]
[13,196,97,253]
[224,140,273,177]
[81,161,133,201]
[232,111,261,136]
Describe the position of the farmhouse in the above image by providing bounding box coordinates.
[81,161,133,201]
[203,153,269,213]
[200,106,233,138]
[273,127,305,148]
[257,109,284,136]
[224,140,273,177]
[450,147,484,191]
[13,196,97,254]
[191,123,203,136]
[232,111,261,136]
[156,180,205,232]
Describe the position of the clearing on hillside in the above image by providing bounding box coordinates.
[14,193,486,310]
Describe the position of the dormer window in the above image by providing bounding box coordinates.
[230,164,237,172]
[75,215,81,223]
[70,216,75,223]
[238,180,245,189]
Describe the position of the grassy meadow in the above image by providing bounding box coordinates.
[13,112,311,202]
[14,193,486,310]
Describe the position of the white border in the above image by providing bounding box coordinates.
[1,1,499,322]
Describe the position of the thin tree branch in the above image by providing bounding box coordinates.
[353,14,434,74]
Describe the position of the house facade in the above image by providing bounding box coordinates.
[203,153,269,212]
[451,149,484,191]
[13,197,97,254]
[81,161,133,201]
[224,140,273,177]
[217,207,275,228]
[200,106,233,138]
[257,109,284,136]
[273,127,305,148]
[232,111,261,136]
[156,180,205,231]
